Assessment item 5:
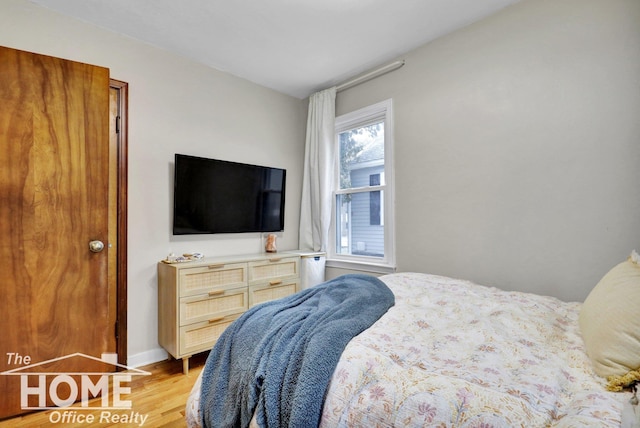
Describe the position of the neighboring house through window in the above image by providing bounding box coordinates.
[330,99,395,271]
[369,173,382,226]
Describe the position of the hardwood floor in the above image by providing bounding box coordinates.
[0,353,209,428]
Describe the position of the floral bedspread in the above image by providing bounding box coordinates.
[187,272,626,427]
[319,272,624,427]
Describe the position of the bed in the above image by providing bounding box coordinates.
[186,265,640,427]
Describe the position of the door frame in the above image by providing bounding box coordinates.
[111,78,129,365]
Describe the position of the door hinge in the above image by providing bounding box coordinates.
[115,116,121,134]
[115,321,119,340]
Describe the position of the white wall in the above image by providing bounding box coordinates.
[334,0,640,302]
[0,0,306,366]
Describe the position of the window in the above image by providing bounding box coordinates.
[330,99,395,270]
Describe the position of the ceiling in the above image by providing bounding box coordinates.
[29,0,523,99]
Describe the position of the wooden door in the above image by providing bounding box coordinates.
[0,46,115,418]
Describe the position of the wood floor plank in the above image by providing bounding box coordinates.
[0,353,208,427]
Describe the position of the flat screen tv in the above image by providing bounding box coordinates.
[173,154,286,235]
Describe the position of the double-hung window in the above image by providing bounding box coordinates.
[330,99,395,271]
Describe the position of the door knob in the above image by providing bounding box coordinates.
[89,240,105,253]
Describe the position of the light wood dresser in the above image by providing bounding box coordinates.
[157,252,301,374]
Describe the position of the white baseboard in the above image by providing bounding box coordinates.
[127,347,168,368]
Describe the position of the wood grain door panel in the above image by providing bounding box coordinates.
[0,46,114,418]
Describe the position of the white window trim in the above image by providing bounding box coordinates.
[329,99,396,272]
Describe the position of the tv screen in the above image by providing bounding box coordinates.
[173,154,286,235]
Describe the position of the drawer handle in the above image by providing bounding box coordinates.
[208,290,225,296]
[269,280,283,286]
[208,316,225,323]
[268,258,282,262]
[207,264,225,270]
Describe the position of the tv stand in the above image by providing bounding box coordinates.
[157,252,301,374]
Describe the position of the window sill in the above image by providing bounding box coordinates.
[325,258,396,275]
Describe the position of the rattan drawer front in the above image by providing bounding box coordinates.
[179,288,248,326]
[248,257,299,284]
[179,314,240,356]
[179,263,247,297]
[249,279,298,307]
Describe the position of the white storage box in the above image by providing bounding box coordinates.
[300,252,326,289]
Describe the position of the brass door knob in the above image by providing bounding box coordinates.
[89,240,105,253]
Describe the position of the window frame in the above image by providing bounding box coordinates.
[328,99,396,272]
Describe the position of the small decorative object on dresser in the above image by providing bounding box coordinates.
[265,234,277,253]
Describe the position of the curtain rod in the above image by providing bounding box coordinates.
[336,60,405,92]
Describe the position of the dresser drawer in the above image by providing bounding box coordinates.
[179,287,248,326]
[248,257,299,285]
[179,314,240,356]
[249,278,298,307]
[179,262,247,297]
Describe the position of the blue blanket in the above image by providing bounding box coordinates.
[200,273,395,428]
